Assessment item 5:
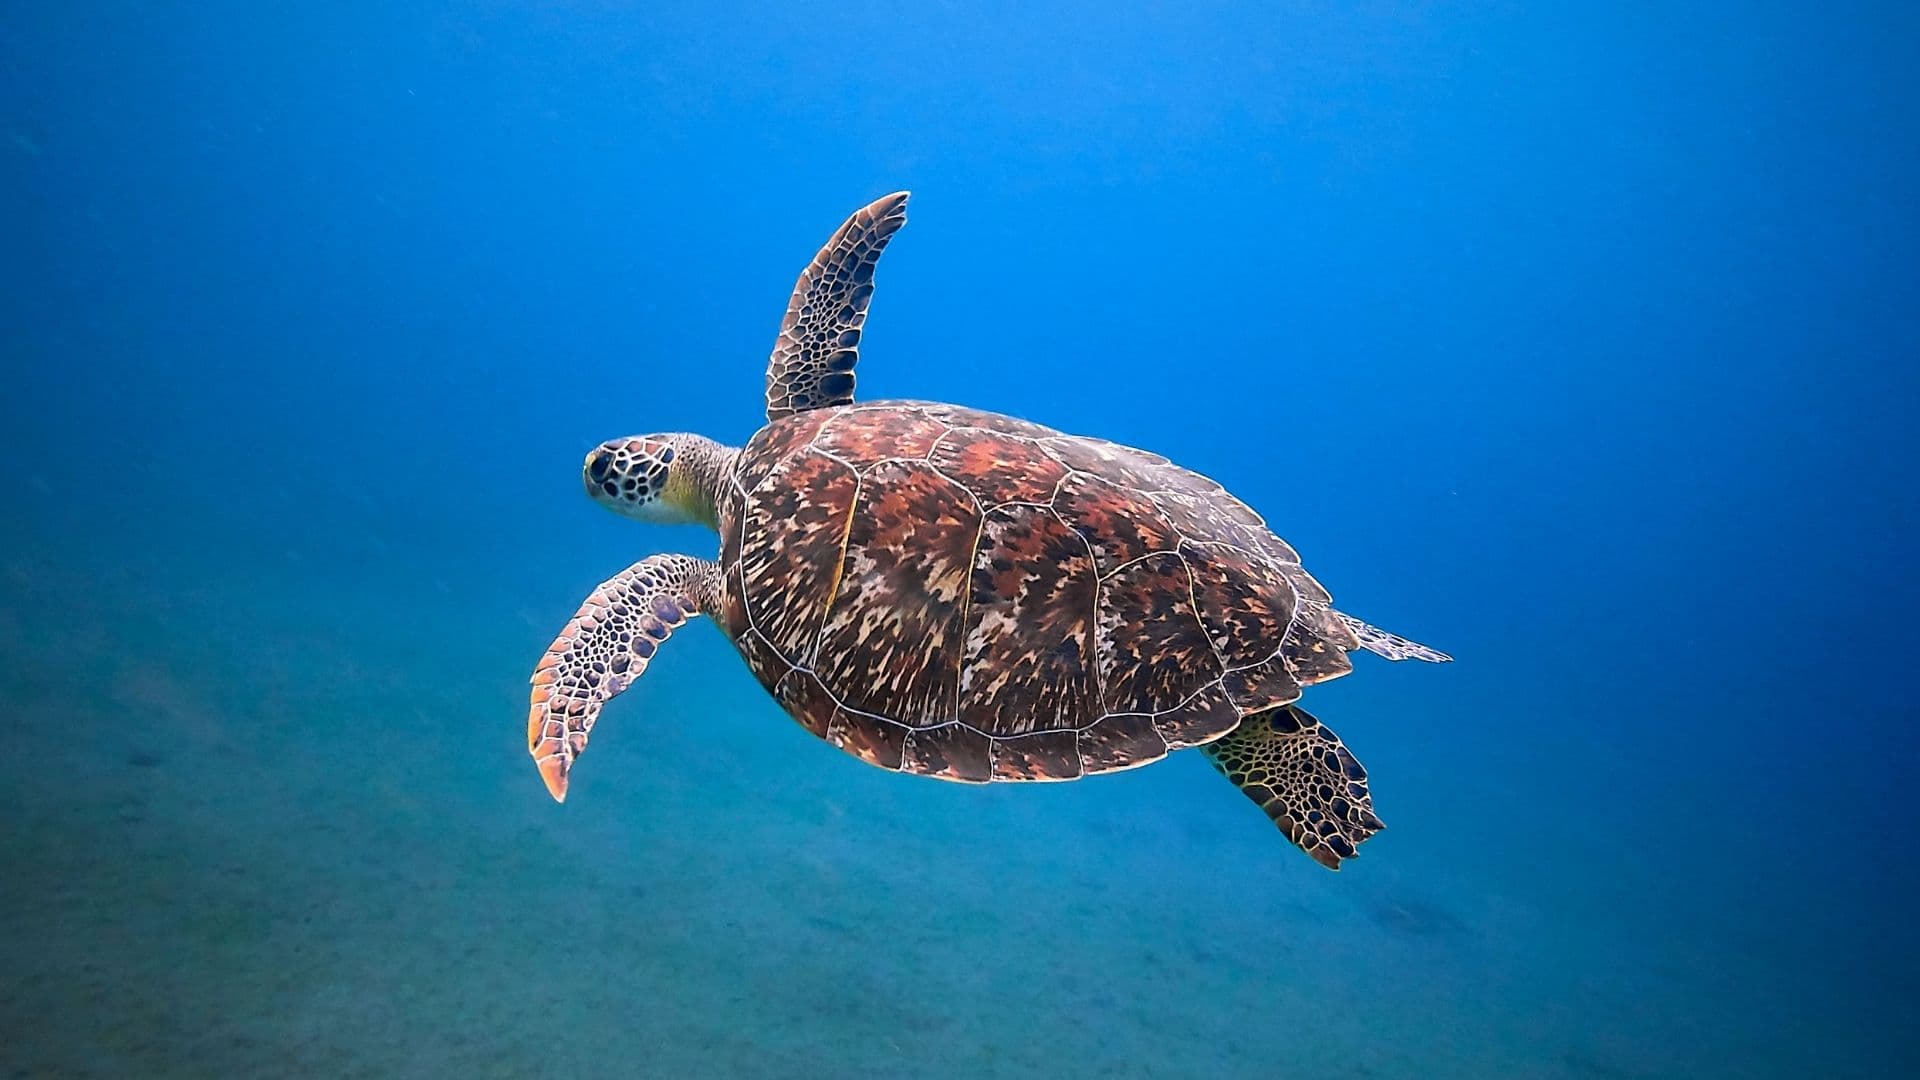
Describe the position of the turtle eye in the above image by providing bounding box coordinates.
[588,453,612,483]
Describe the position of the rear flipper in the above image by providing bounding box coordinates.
[1337,612,1452,663]
[1203,704,1383,870]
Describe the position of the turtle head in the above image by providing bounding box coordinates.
[583,433,732,528]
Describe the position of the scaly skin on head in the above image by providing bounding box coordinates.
[582,433,739,530]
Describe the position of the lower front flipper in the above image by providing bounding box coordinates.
[528,554,721,802]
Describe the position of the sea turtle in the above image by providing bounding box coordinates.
[528,192,1449,869]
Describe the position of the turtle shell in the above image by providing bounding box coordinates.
[716,401,1361,783]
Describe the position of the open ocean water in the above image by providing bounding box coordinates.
[3,4,1916,1077]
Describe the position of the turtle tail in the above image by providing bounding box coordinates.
[1202,704,1383,870]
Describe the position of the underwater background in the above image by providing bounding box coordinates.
[4,3,1916,1077]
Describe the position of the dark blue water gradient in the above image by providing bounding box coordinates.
[3,4,1915,1076]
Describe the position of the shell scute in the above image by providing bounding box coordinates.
[959,504,1098,738]
[1042,436,1172,491]
[1094,552,1223,714]
[1152,682,1245,749]
[815,405,949,462]
[931,433,1069,506]
[902,723,994,783]
[737,451,858,663]
[1150,487,1298,564]
[1221,656,1304,713]
[916,403,1059,440]
[812,460,976,727]
[1076,714,1169,773]
[827,711,910,770]
[989,729,1085,781]
[1184,539,1302,670]
[773,670,838,738]
[1282,608,1359,685]
[734,629,792,689]
[1053,471,1180,576]
[735,409,834,491]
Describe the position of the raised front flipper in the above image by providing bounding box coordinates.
[764,192,909,421]
[1203,704,1384,870]
[528,554,721,802]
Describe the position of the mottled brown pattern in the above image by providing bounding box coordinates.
[1150,487,1297,564]
[1095,552,1223,714]
[902,723,994,783]
[1183,539,1301,669]
[772,670,839,739]
[1053,471,1180,576]
[1275,567,1363,684]
[737,451,858,665]
[815,406,950,462]
[1286,566,1333,606]
[989,729,1084,781]
[813,460,974,726]
[1077,713,1168,773]
[959,504,1098,737]
[1221,654,1307,713]
[733,628,793,692]
[1151,682,1245,749]
[916,403,1062,440]
[734,409,835,492]
[1280,600,1358,686]
[1043,435,1174,491]
[827,711,910,770]
[929,431,1069,506]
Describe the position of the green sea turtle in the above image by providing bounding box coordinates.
[528,192,1449,869]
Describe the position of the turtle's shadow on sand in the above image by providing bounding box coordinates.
[1365,895,1472,940]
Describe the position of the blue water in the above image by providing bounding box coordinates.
[4,4,1916,1076]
